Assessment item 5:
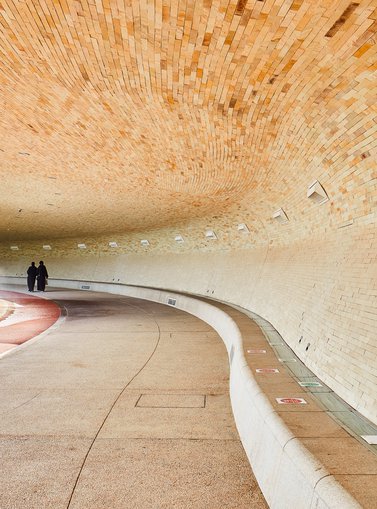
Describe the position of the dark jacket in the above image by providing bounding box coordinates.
[27,265,38,277]
[37,265,48,279]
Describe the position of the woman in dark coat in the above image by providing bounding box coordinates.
[27,262,38,292]
[36,261,49,291]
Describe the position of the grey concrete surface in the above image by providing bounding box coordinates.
[0,286,267,509]
[69,438,264,509]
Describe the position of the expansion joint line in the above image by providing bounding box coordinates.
[66,301,162,509]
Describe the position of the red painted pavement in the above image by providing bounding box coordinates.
[0,291,61,352]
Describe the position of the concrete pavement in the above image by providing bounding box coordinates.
[0,286,267,509]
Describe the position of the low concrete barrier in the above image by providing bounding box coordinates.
[0,277,361,508]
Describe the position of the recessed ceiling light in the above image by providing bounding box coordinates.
[77,243,86,249]
[174,235,184,243]
[109,241,118,248]
[307,180,329,204]
[141,239,150,246]
[272,208,289,224]
[43,245,52,250]
[205,230,217,240]
[237,223,249,233]
[10,246,19,250]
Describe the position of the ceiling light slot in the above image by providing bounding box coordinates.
[141,239,150,246]
[108,242,118,248]
[307,180,329,205]
[272,208,289,224]
[205,230,217,240]
[10,246,19,251]
[77,243,87,249]
[43,245,52,250]
[237,223,249,233]
[174,235,184,243]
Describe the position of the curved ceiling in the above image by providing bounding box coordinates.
[0,0,376,240]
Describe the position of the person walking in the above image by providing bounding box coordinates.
[36,261,49,292]
[27,262,38,292]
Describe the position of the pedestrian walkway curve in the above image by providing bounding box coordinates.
[0,285,267,509]
[1,280,377,509]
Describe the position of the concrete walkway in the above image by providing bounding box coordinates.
[0,286,267,509]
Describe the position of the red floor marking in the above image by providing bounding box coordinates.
[0,291,61,347]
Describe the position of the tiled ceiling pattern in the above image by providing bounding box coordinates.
[0,0,376,240]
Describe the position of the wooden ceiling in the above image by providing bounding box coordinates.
[0,0,376,240]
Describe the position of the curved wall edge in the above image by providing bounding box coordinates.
[0,277,361,509]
